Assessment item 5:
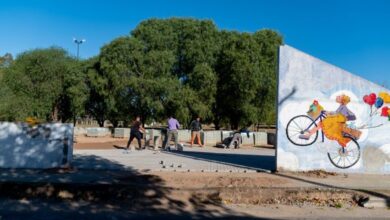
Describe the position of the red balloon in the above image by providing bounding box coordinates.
[381,106,389,117]
[363,95,369,104]
[363,94,376,106]
[369,93,377,101]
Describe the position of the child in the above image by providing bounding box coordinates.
[307,100,324,119]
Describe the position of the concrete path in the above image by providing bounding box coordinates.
[73,147,276,173]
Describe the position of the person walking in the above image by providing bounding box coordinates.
[163,116,180,150]
[125,116,145,152]
[190,116,203,147]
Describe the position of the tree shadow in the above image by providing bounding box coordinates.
[0,154,273,219]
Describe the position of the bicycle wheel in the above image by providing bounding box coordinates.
[286,115,318,146]
[327,137,360,169]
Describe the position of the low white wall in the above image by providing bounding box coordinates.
[113,128,131,138]
[241,132,254,145]
[0,122,73,169]
[86,127,111,137]
[221,131,233,141]
[74,127,87,136]
[145,129,163,148]
[108,127,269,147]
[203,131,222,146]
[177,130,191,142]
[254,132,268,146]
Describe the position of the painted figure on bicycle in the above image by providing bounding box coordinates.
[285,94,363,169]
[299,95,361,147]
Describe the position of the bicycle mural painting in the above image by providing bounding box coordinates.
[277,45,390,173]
[286,95,362,169]
[285,92,390,169]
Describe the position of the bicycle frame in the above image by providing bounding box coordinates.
[304,111,326,143]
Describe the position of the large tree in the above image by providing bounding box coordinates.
[93,36,182,126]
[1,47,87,122]
[0,18,283,129]
[97,19,282,128]
[187,63,217,122]
[215,32,262,129]
[132,18,220,123]
[84,57,110,127]
[253,30,283,125]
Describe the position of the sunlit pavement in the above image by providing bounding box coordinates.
[73,146,276,173]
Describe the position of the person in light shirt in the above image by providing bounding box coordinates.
[163,115,180,150]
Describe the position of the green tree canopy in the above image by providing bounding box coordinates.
[1,47,87,122]
[88,18,282,128]
[0,18,283,129]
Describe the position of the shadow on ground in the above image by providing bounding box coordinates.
[0,155,273,220]
[165,150,276,172]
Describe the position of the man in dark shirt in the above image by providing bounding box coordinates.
[190,117,203,147]
[125,116,145,152]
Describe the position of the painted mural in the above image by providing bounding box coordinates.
[277,45,390,173]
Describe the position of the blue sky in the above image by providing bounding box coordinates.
[0,0,389,85]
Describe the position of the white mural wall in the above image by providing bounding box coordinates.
[0,122,73,168]
[277,45,390,173]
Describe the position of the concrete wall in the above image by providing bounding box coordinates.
[177,130,191,142]
[145,129,163,148]
[84,126,268,148]
[241,132,254,145]
[0,122,73,169]
[203,131,222,146]
[113,128,131,138]
[221,131,233,141]
[254,132,268,146]
[160,130,268,147]
[86,127,111,137]
[277,45,390,173]
[74,127,87,136]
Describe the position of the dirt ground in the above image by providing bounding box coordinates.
[151,172,366,207]
[146,172,389,219]
[1,170,388,220]
[74,136,130,149]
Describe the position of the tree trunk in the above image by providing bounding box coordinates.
[230,120,239,130]
[97,118,104,127]
[111,120,118,128]
[52,105,59,122]
[213,119,220,130]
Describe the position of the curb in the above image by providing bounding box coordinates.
[364,196,389,208]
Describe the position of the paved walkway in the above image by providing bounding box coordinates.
[0,145,388,220]
[73,146,276,173]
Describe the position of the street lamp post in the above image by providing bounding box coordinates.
[72,38,86,126]
[73,38,86,59]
